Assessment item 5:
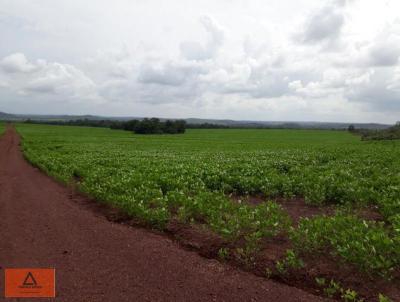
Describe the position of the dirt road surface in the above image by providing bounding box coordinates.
[0,126,325,301]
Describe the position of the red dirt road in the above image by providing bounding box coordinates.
[0,127,325,301]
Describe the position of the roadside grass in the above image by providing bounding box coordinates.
[0,122,5,136]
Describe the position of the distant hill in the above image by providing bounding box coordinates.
[185,118,390,130]
[0,112,131,122]
[0,111,392,130]
[0,111,16,120]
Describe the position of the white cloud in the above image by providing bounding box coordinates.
[26,63,98,100]
[0,53,36,73]
[0,53,101,103]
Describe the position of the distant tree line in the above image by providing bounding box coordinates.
[25,118,118,128]
[111,118,186,134]
[24,118,396,134]
[186,123,229,129]
[24,118,187,134]
[24,119,325,131]
[348,122,400,140]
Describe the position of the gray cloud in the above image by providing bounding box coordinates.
[180,15,225,61]
[365,29,400,67]
[138,61,207,86]
[205,65,292,98]
[346,69,400,110]
[138,64,188,86]
[295,3,345,45]
[368,45,400,67]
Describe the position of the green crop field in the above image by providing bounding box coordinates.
[16,123,400,301]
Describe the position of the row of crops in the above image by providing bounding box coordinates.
[16,124,400,300]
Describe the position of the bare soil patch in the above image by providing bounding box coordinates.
[230,194,334,223]
[229,194,399,301]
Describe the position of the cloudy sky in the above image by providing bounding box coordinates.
[0,0,400,123]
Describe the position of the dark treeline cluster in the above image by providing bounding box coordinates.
[349,122,400,140]
[25,118,186,134]
[111,118,186,134]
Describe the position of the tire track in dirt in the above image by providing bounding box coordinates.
[0,126,326,301]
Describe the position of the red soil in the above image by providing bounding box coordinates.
[229,194,399,301]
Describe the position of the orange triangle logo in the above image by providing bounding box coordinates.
[22,272,37,286]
